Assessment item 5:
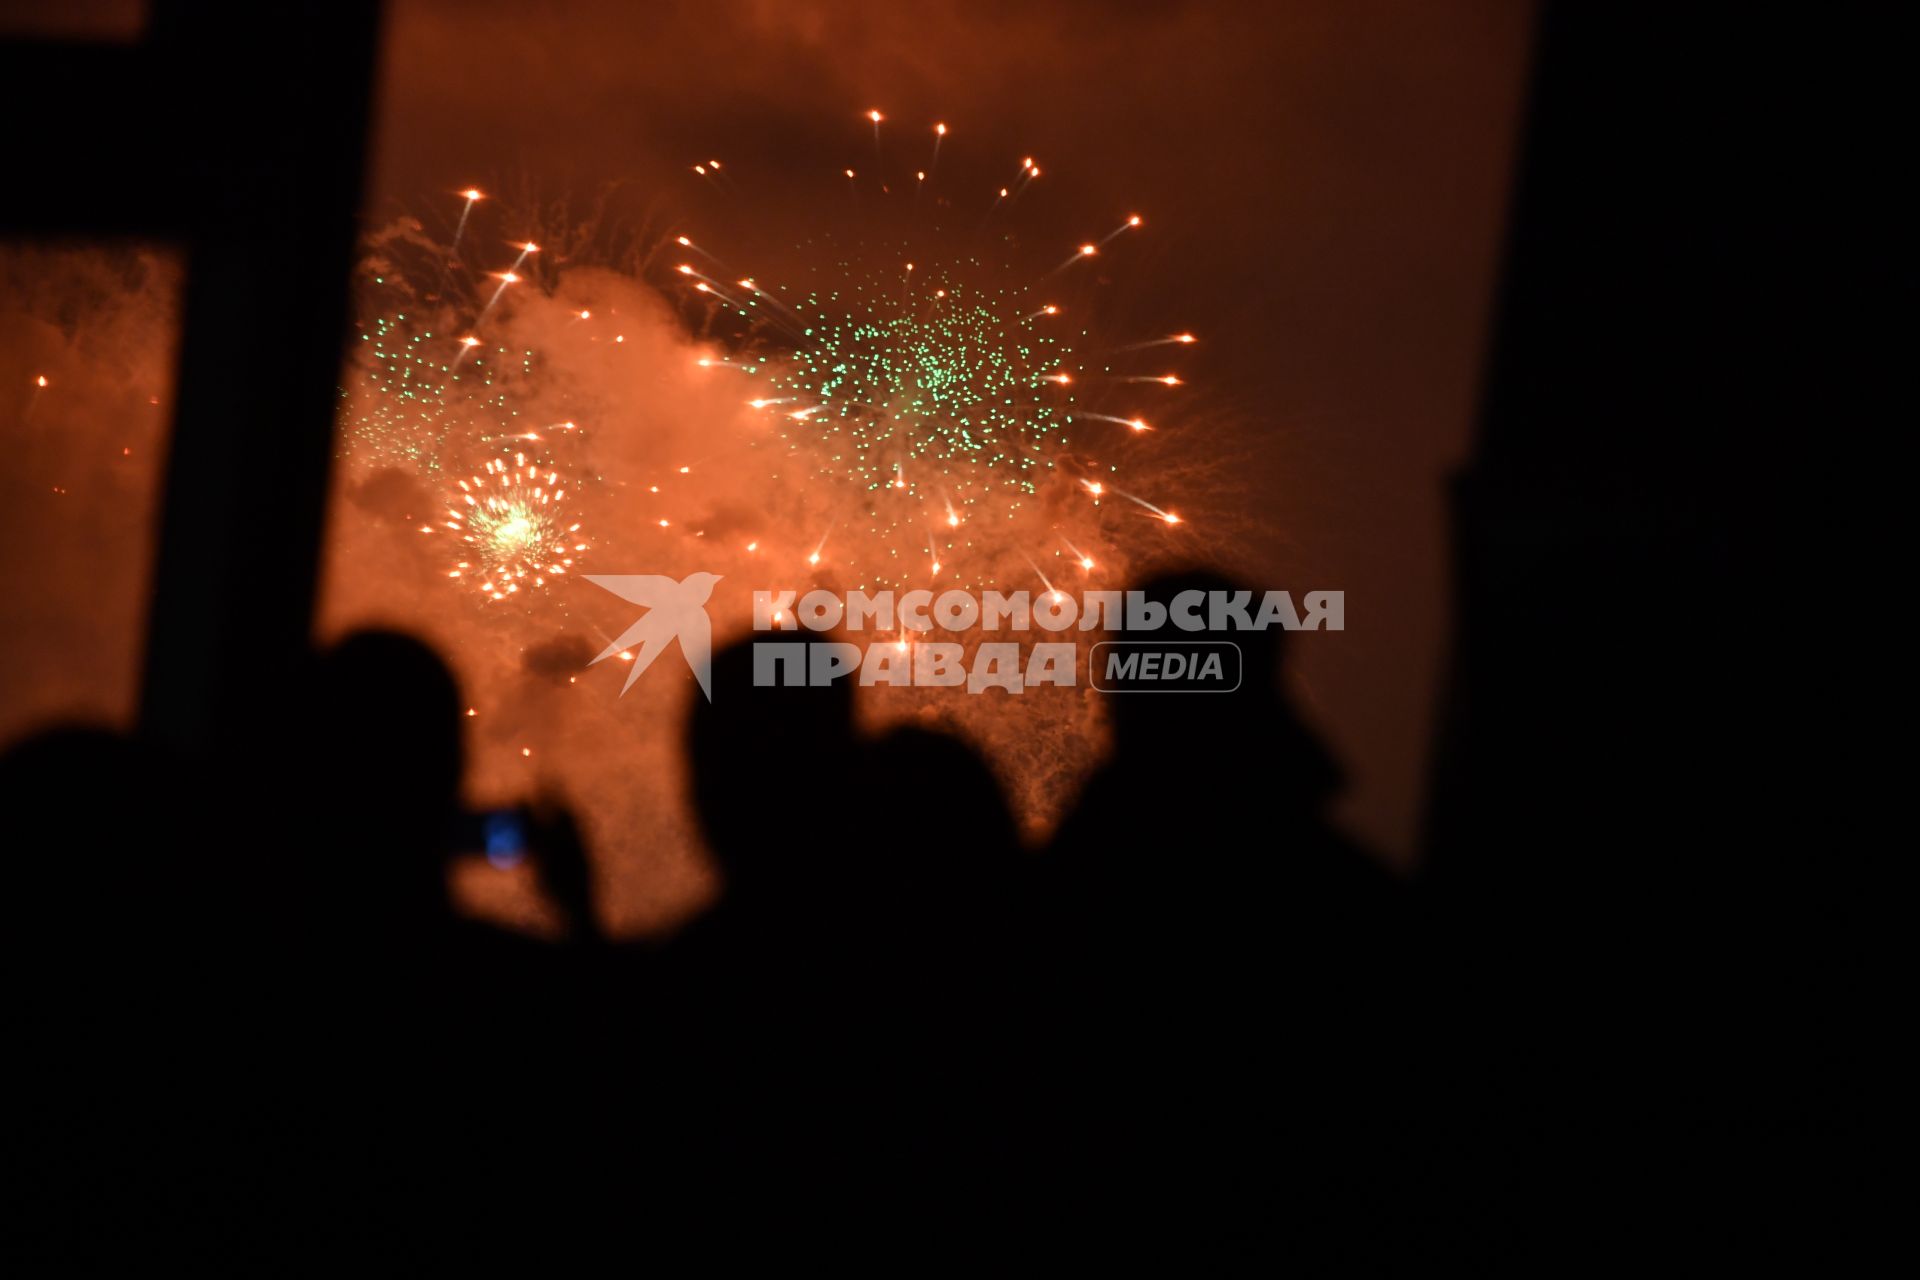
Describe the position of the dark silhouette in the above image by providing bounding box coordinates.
[1035,570,1417,1250]
[0,596,1432,1257]
[302,631,466,937]
[650,633,1027,1230]
[284,631,594,1256]
[1051,570,1391,927]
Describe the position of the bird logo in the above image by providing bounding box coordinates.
[585,572,723,699]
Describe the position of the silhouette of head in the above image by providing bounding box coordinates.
[687,633,855,892]
[1104,568,1339,802]
[1106,569,1282,732]
[308,630,465,912]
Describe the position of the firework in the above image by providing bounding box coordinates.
[340,311,535,471]
[747,272,1076,497]
[476,242,536,324]
[451,187,483,250]
[339,116,1201,621]
[670,115,1196,588]
[442,452,587,601]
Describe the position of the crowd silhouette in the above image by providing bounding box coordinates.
[4,569,1476,1262]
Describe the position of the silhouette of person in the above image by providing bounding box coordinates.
[852,721,1031,1215]
[1040,569,1409,1245]
[0,728,273,1261]
[1,727,190,1259]
[285,630,591,1251]
[1049,568,1390,938]
[660,632,1033,1232]
[301,630,465,938]
[651,633,871,1214]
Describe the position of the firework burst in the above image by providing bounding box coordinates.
[672,117,1195,590]
[756,270,1075,495]
[442,453,586,601]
